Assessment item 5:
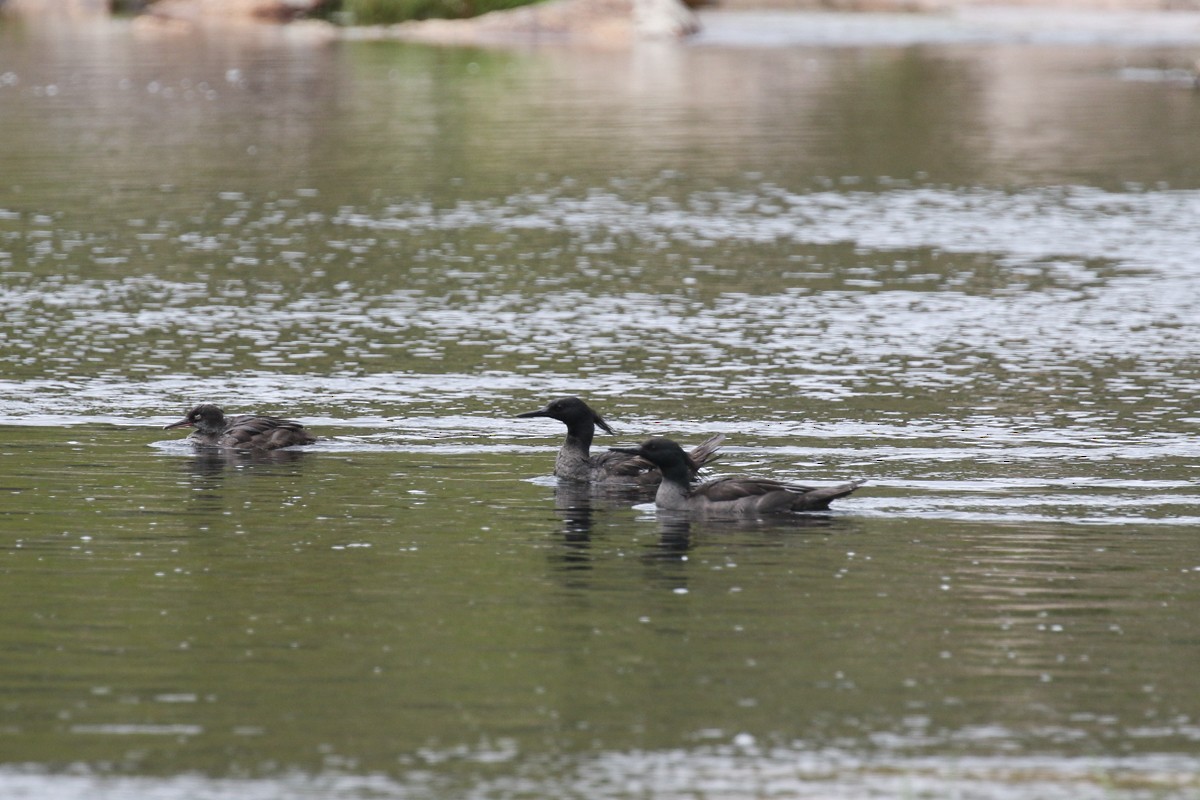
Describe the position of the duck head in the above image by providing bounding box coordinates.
[164,404,227,435]
[610,437,698,478]
[516,397,615,435]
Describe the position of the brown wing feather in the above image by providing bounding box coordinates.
[218,415,315,450]
[693,476,864,510]
[593,449,655,478]
[692,476,811,502]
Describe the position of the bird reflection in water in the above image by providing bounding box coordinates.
[643,511,849,592]
[184,446,310,476]
[550,480,653,578]
[178,447,313,509]
[546,481,849,589]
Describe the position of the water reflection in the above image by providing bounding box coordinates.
[657,509,846,535]
[163,446,315,526]
[550,480,600,575]
[644,511,695,560]
[552,478,654,519]
[548,480,653,581]
[5,15,1200,800]
[180,446,312,478]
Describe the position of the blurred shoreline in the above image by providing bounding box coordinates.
[5,0,1200,48]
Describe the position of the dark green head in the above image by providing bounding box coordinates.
[610,437,698,476]
[516,396,615,436]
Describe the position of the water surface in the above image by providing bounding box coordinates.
[1,13,1199,799]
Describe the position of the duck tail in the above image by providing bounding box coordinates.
[796,479,866,511]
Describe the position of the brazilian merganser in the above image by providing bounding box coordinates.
[517,397,721,485]
[611,437,862,516]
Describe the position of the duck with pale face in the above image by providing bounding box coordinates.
[163,404,316,450]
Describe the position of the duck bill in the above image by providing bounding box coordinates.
[515,408,550,419]
[608,446,644,456]
[163,418,195,430]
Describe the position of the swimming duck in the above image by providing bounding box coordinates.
[163,404,316,450]
[611,437,863,516]
[516,396,722,485]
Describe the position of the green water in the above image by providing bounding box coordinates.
[2,12,1200,799]
[5,425,1198,791]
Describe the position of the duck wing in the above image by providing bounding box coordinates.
[218,415,315,450]
[691,476,800,502]
[592,448,656,479]
[692,476,865,512]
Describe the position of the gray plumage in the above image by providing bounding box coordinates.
[611,437,863,516]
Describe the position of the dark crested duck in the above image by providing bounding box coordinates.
[611,437,862,516]
[517,397,722,485]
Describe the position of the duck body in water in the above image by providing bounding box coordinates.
[163,404,317,450]
[517,397,722,485]
[612,437,863,517]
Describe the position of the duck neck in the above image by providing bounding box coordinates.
[565,420,594,454]
[654,464,694,509]
[554,422,595,480]
[661,456,694,487]
[196,416,227,437]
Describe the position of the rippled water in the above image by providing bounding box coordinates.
[2,12,1200,800]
